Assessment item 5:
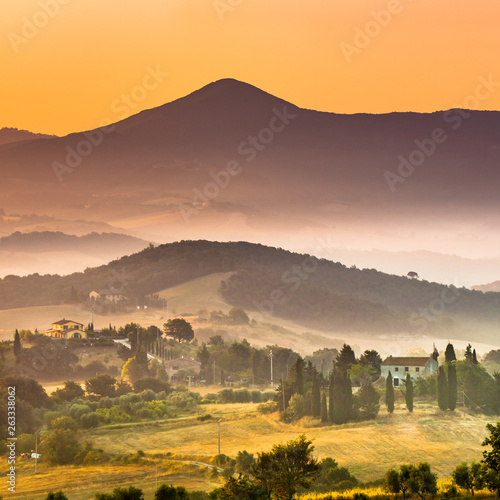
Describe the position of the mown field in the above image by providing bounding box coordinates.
[86,401,495,480]
[2,399,495,500]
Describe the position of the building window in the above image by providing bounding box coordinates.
[405,367,409,372]
[395,367,399,372]
[415,367,420,372]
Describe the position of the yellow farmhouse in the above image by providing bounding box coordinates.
[42,318,87,339]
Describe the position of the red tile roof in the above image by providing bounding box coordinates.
[382,356,432,367]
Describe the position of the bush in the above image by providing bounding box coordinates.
[234,389,251,403]
[197,414,212,421]
[137,408,152,419]
[67,404,92,420]
[134,377,171,394]
[257,401,277,414]
[80,412,100,429]
[219,389,234,403]
[250,390,262,403]
[140,389,156,402]
[261,391,275,402]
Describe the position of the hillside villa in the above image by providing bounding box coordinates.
[381,355,438,387]
[89,288,124,303]
[164,357,201,378]
[42,318,87,339]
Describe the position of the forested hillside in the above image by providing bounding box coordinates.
[1,240,499,338]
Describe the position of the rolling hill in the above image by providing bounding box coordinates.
[1,240,499,344]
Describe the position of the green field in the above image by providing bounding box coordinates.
[2,399,495,500]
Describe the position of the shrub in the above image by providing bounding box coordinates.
[80,412,100,429]
[140,389,156,402]
[234,389,251,403]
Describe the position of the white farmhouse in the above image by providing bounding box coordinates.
[381,356,438,387]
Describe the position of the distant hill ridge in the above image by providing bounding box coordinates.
[1,240,499,341]
[0,231,151,253]
[0,127,55,146]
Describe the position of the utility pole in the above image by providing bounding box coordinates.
[270,350,274,387]
[34,432,38,474]
[282,372,286,411]
[217,420,221,456]
[213,359,216,386]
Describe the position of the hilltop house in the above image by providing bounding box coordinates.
[89,288,124,304]
[164,357,201,379]
[381,355,438,387]
[42,319,87,339]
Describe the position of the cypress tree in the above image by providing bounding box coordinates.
[472,349,479,365]
[336,344,357,372]
[344,371,353,422]
[321,392,328,423]
[448,362,457,411]
[465,344,473,362]
[405,373,414,412]
[293,357,305,395]
[312,371,321,418]
[328,373,334,422]
[437,365,449,411]
[332,369,345,424]
[386,371,395,414]
[444,343,456,363]
[13,330,21,357]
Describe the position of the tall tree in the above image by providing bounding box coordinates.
[292,357,305,396]
[355,382,380,420]
[405,373,414,413]
[331,369,352,424]
[13,329,21,357]
[448,362,457,411]
[385,469,401,497]
[312,371,321,418]
[359,349,382,379]
[452,462,484,497]
[251,434,320,500]
[163,318,194,343]
[437,365,449,411]
[445,343,457,363]
[465,344,473,363]
[321,392,328,423]
[473,349,479,365]
[336,344,356,372]
[386,371,395,414]
[408,462,438,499]
[482,422,500,495]
[328,372,334,422]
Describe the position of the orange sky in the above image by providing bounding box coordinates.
[2,0,500,136]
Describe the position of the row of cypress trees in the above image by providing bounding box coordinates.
[385,372,414,413]
[386,343,460,413]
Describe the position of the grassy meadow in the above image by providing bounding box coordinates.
[0,388,498,498]
[85,400,494,480]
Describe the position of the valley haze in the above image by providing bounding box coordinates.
[2,79,500,288]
